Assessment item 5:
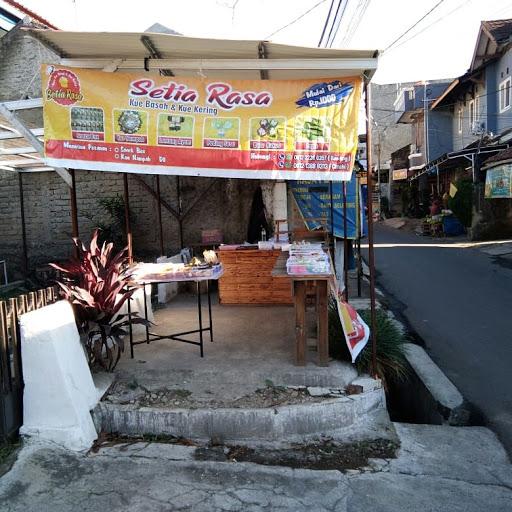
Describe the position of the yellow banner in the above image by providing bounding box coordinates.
[42,65,361,181]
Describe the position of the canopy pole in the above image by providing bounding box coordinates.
[343,181,349,301]
[156,175,164,256]
[123,173,133,263]
[18,173,28,276]
[364,80,378,378]
[356,178,362,297]
[69,169,79,259]
[177,176,184,249]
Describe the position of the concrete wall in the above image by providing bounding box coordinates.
[370,82,413,170]
[0,22,56,103]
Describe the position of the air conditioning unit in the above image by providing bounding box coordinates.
[471,121,486,135]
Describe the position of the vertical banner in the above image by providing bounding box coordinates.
[42,65,362,181]
[290,172,366,238]
[328,267,370,363]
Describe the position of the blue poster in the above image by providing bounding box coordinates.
[290,173,366,239]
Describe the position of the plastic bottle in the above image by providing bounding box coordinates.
[261,227,267,241]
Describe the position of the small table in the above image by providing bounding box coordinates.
[127,265,223,358]
[272,253,331,366]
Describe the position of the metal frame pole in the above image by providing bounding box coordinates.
[18,173,28,276]
[69,169,79,259]
[364,79,378,378]
[342,181,349,301]
[123,173,133,263]
[156,175,164,256]
[177,176,184,249]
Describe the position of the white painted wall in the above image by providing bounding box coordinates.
[20,301,100,451]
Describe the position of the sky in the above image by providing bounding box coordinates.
[8,0,512,83]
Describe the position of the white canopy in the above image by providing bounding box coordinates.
[0,30,378,183]
[27,29,378,80]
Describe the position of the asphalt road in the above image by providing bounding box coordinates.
[369,223,512,454]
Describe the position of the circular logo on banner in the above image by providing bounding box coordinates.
[46,68,83,106]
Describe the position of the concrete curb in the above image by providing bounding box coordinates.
[404,344,470,425]
[93,388,386,442]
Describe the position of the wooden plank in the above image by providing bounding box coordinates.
[8,298,22,388]
[0,301,12,392]
[294,281,307,366]
[317,280,329,366]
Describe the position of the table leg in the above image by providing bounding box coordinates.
[207,279,213,342]
[197,281,204,357]
[317,280,329,367]
[128,289,134,359]
[294,280,307,366]
[143,283,150,343]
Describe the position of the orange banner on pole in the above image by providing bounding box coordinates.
[42,65,361,181]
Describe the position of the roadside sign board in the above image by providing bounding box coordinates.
[42,65,362,181]
[485,165,512,198]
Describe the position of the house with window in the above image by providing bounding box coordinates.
[429,18,512,238]
[392,80,452,214]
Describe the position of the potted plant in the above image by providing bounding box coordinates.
[51,230,146,372]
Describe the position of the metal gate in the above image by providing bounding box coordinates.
[0,287,58,440]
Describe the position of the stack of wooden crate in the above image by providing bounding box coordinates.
[218,249,293,305]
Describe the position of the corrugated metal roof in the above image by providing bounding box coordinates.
[483,19,512,44]
[483,146,512,166]
[26,29,378,80]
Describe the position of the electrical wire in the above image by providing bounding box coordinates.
[266,0,329,39]
[318,0,336,46]
[383,0,448,53]
[339,0,372,47]
[326,0,350,47]
[384,0,472,55]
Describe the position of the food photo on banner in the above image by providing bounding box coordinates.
[42,65,361,181]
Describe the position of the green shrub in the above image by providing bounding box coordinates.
[328,300,409,385]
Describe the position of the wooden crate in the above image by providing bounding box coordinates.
[218,249,293,305]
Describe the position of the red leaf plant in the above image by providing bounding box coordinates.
[50,229,147,372]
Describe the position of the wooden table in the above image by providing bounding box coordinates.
[272,253,331,367]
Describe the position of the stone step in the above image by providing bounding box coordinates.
[5,431,511,512]
[114,361,359,394]
[93,388,387,443]
[371,423,512,487]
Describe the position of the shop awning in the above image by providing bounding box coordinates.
[22,29,378,182]
[27,29,378,80]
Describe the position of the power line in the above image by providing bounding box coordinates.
[318,0,336,46]
[383,0,448,53]
[318,0,344,47]
[326,0,350,48]
[384,0,472,55]
[266,0,329,39]
[339,0,372,47]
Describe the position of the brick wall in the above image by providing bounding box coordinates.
[0,169,260,279]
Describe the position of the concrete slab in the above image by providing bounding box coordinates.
[347,472,512,512]
[382,423,512,486]
[3,423,512,512]
[0,442,349,512]
[116,293,358,401]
